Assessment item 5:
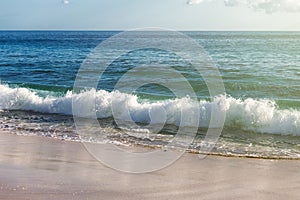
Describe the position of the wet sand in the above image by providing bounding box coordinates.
[1,131,300,200]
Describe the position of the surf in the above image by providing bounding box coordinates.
[1,83,300,136]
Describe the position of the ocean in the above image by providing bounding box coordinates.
[1,31,300,159]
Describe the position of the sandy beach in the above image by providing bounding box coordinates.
[0,131,299,200]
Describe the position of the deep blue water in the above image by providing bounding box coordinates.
[1,31,300,104]
[0,31,116,90]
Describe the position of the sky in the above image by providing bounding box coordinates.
[1,0,300,30]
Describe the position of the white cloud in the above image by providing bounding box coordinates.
[226,0,300,13]
[63,0,70,5]
[188,0,300,13]
[187,0,205,5]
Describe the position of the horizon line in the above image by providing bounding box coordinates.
[1,29,300,32]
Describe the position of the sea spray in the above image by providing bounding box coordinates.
[1,84,300,136]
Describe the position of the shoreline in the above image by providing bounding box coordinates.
[4,130,300,161]
[1,131,300,199]
[2,108,300,160]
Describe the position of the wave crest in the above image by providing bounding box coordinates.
[1,84,300,136]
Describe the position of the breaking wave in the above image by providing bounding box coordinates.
[1,83,300,136]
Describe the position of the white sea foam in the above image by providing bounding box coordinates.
[1,84,300,136]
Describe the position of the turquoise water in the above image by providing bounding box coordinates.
[1,31,300,158]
